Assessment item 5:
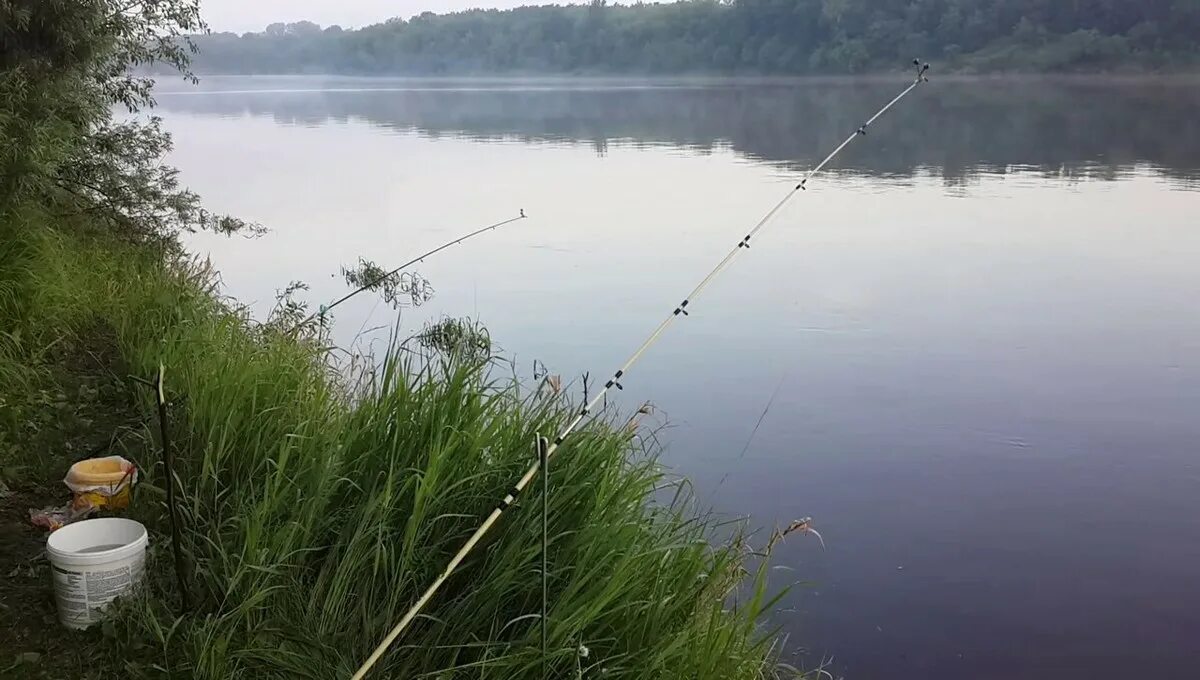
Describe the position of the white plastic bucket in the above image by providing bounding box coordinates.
[45,517,148,629]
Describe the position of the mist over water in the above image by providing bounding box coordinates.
[160,76,1200,680]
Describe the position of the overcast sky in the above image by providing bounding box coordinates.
[201,1,544,33]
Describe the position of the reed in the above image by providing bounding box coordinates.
[3,222,797,679]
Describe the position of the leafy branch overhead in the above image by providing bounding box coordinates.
[0,0,258,243]
[55,118,263,243]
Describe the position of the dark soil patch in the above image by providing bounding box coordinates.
[0,324,148,678]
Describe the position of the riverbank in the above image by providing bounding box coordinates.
[0,215,794,677]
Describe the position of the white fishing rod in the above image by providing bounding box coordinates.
[351,61,931,680]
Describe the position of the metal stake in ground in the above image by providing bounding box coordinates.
[155,364,191,613]
[134,364,192,613]
[350,62,931,680]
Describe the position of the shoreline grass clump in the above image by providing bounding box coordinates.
[1,219,796,678]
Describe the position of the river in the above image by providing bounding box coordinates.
[157,75,1200,680]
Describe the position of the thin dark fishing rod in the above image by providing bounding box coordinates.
[350,63,930,680]
[292,211,528,333]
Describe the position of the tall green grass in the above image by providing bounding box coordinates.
[0,212,48,462]
[11,221,797,679]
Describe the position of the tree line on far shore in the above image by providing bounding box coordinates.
[184,0,1200,76]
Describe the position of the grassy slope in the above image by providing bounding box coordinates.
[0,218,148,677]
[0,215,795,679]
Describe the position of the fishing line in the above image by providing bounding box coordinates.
[291,211,528,334]
[350,62,930,680]
[353,294,385,341]
[739,372,788,459]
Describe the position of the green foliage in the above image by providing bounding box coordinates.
[0,216,43,460]
[341,257,435,309]
[8,222,798,679]
[0,328,40,461]
[418,316,493,363]
[0,0,254,243]
[183,0,1200,75]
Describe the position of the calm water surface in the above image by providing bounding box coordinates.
[156,76,1200,680]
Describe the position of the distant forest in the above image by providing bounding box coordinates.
[187,0,1200,75]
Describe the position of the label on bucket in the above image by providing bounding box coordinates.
[52,553,145,628]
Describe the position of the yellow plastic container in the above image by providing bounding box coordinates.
[65,456,137,511]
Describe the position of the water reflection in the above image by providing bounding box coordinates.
[156,76,1200,187]
[160,76,1200,680]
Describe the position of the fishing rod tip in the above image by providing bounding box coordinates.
[913,59,931,82]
